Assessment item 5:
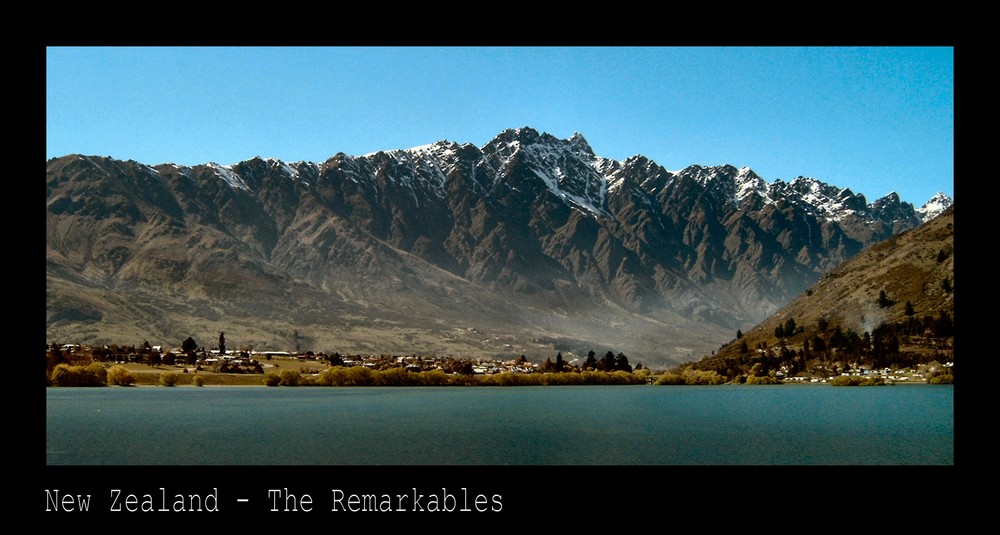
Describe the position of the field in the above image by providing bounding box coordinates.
[111,357,328,386]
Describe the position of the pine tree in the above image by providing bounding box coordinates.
[614,352,632,372]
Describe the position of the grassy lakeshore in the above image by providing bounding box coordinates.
[102,359,328,386]
[53,358,653,387]
[50,359,951,387]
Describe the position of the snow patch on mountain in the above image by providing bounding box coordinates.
[175,127,948,228]
[208,163,250,191]
[266,157,300,180]
[770,177,868,221]
[917,192,953,222]
[480,128,610,217]
[734,166,770,204]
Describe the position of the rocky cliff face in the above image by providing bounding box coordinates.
[45,127,949,366]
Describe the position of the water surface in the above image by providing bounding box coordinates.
[46,385,953,465]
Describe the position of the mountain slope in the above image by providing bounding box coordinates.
[688,206,954,376]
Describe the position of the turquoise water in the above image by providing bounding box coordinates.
[46,385,953,465]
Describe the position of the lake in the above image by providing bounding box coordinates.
[46,384,953,465]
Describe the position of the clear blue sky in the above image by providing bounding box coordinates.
[46,46,953,206]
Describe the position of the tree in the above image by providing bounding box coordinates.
[933,311,954,338]
[598,351,616,371]
[159,372,179,387]
[614,352,632,373]
[584,350,597,370]
[218,332,226,356]
[736,329,743,339]
[182,336,198,355]
[107,365,136,386]
[555,352,565,372]
[279,369,302,386]
[904,301,915,317]
[783,318,797,337]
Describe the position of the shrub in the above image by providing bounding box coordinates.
[418,369,452,386]
[374,367,413,386]
[159,372,179,387]
[192,375,205,387]
[655,369,725,385]
[929,374,954,385]
[263,373,281,386]
[85,362,108,385]
[830,375,863,386]
[342,366,374,386]
[107,365,136,386]
[655,372,687,385]
[684,369,725,385]
[49,364,75,386]
[745,375,782,385]
[50,363,107,387]
[279,369,302,386]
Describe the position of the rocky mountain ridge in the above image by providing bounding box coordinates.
[45,127,952,366]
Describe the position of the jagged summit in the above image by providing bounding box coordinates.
[917,192,954,222]
[158,128,943,226]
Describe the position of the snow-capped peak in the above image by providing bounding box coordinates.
[769,176,868,221]
[917,192,953,222]
[734,166,769,203]
[265,157,300,180]
[567,132,595,157]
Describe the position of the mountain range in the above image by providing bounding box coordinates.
[45,127,952,367]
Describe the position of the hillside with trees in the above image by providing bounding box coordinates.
[678,206,955,384]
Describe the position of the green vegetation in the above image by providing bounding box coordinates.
[744,375,783,385]
[107,365,136,386]
[679,309,953,385]
[159,372,179,387]
[830,375,888,386]
[928,374,954,385]
[291,367,645,387]
[279,369,302,386]
[47,331,951,389]
[263,373,281,386]
[655,369,725,385]
[50,363,107,387]
[927,366,954,384]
